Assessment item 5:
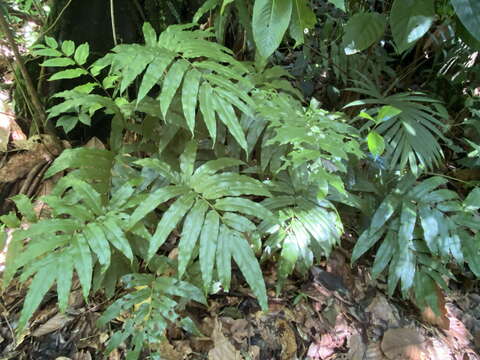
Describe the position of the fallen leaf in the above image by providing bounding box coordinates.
[421,285,449,330]
[33,313,73,337]
[365,342,386,360]
[366,294,399,327]
[347,334,366,360]
[208,318,243,360]
[381,328,425,360]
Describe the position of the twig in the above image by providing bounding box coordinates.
[0,8,48,134]
[110,0,118,46]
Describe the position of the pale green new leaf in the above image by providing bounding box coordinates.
[367,131,385,156]
[390,0,435,53]
[148,192,196,260]
[252,0,293,58]
[61,40,75,56]
[41,58,76,67]
[74,43,90,65]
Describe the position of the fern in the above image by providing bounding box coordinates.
[98,272,206,359]
[352,175,480,312]
[346,76,449,174]
[259,170,343,291]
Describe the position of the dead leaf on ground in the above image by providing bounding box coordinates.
[421,285,450,330]
[381,328,425,360]
[32,313,73,337]
[208,318,243,360]
[347,334,366,360]
[366,294,400,327]
[365,342,386,360]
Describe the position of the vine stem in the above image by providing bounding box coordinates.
[110,0,118,46]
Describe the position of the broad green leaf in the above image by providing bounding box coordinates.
[277,231,299,287]
[159,59,190,119]
[148,192,196,260]
[193,0,221,23]
[102,217,134,262]
[464,187,480,211]
[351,228,385,263]
[370,194,401,233]
[328,0,345,11]
[371,231,395,279]
[155,277,206,304]
[45,36,58,48]
[11,194,37,222]
[215,197,273,221]
[451,0,480,42]
[198,173,271,199]
[61,40,75,56]
[408,176,447,199]
[289,0,317,47]
[419,205,439,254]
[193,158,243,178]
[397,201,417,291]
[463,233,480,277]
[222,212,256,232]
[414,270,441,316]
[377,106,402,122]
[216,225,232,290]
[231,232,268,310]
[142,22,157,46]
[199,82,217,143]
[34,48,63,57]
[252,0,293,58]
[18,262,57,331]
[41,58,76,67]
[367,131,385,156]
[182,69,202,134]
[390,0,435,53]
[137,52,175,104]
[73,233,93,299]
[128,185,189,228]
[56,251,73,311]
[49,68,88,81]
[74,43,90,65]
[178,200,208,278]
[84,223,111,270]
[213,95,248,152]
[200,211,220,292]
[180,141,197,181]
[343,12,386,55]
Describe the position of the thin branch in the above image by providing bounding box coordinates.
[110,0,118,46]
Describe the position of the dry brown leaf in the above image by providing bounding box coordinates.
[155,340,183,360]
[366,294,399,327]
[108,349,121,360]
[84,137,106,149]
[421,285,450,330]
[33,313,73,337]
[72,351,92,360]
[424,337,452,360]
[208,319,243,360]
[365,342,387,360]
[381,328,425,360]
[347,334,366,360]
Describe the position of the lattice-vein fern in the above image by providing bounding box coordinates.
[90,23,256,152]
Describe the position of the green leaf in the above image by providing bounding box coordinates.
[193,0,221,23]
[49,68,88,81]
[342,12,386,55]
[371,231,395,279]
[397,201,417,291]
[84,223,111,270]
[18,262,57,331]
[128,186,189,228]
[464,187,480,211]
[142,22,157,46]
[193,158,244,178]
[200,211,220,292]
[231,232,268,310]
[178,199,208,278]
[61,40,75,56]
[215,197,273,220]
[148,192,196,260]
[351,227,385,263]
[370,194,401,233]
[199,82,217,143]
[137,53,175,104]
[289,0,317,47]
[463,233,480,277]
[180,141,198,181]
[102,217,134,262]
[198,173,271,199]
[216,225,232,290]
[34,48,63,57]
[41,57,76,67]
[45,36,58,49]
[377,106,402,122]
[11,194,37,222]
[74,43,90,65]
[328,0,345,11]
[367,131,385,156]
[390,0,435,53]
[252,0,293,58]
[451,0,480,42]
[213,95,248,152]
[73,233,93,299]
[159,59,190,119]
[56,252,74,312]
[182,69,202,134]
[278,231,299,287]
